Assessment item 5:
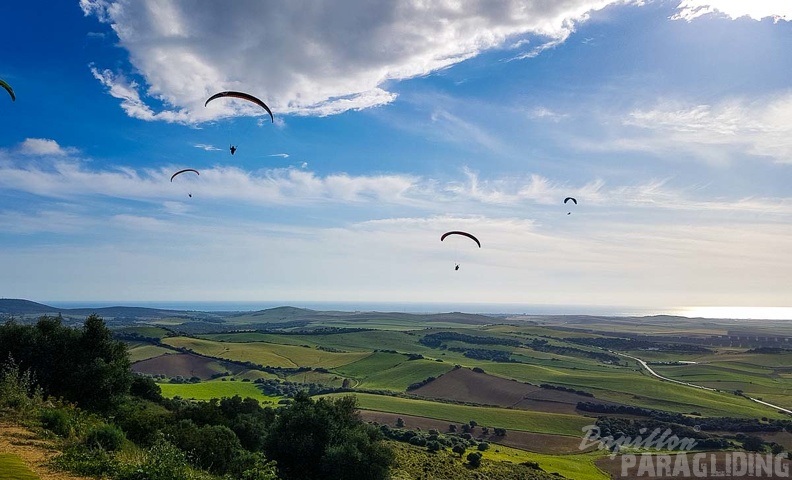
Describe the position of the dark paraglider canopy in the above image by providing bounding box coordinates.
[440,231,481,248]
[564,197,577,205]
[205,91,274,123]
[0,79,15,102]
[170,168,200,182]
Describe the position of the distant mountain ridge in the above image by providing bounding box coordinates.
[0,298,182,317]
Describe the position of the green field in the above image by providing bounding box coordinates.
[128,344,176,363]
[321,392,590,436]
[0,454,39,480]
[482,361,785,418]
[389,441,609,480]
[356,359,454,391]
[163,336,371,368]
[158,380,280,403]
[483,445,609,480]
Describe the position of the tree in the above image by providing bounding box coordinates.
[742,435,765,452]
[467,452,482,468]
[264,392,393,480]
[396,417,405,428]
[452,444,467,457]
[0,315,132,411]
[130,376,162,402]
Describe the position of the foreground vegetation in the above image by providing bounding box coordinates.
[0,316,396,480]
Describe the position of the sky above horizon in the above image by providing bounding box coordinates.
[0,1,790,315]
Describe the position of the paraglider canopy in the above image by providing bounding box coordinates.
[564,197,577,205]
[205,91,274,123]
[0,80,15,102]
[440,231,481,248]
[170,169,200,182]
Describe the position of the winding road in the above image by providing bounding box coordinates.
[612,350,792,415]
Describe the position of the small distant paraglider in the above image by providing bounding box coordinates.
[441,231,481,271]
[170,168,200,198]
[564,196,577,215]
[0,79,15,103]
[230,145,237,155]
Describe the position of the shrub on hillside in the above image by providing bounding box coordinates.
[40,408,77,438]
[85,424,126,452]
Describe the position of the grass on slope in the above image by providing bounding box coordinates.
[321,392,589,436]
[158,380,279,403]
[128,344,176,363]
[482,362,785,419]
[163,336,370,368]
[356,360,454,391]
[0,454,39,480]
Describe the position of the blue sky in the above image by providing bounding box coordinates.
[1,0,791,316]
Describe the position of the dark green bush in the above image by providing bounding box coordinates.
[85,424,126,452]
[40,408,75,438]
[52,447,120,477]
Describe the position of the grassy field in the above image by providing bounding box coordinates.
[163,336,371,368]
[483,445,609,480]
[158,380,280,403]
[481,361,785,418]
[321,392,590,436]
[0,454,39,480]
[388,441,609,480]
[128,344,176,363]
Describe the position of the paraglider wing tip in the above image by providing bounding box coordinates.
[0,80,14,102]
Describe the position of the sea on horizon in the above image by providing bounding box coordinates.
[42,301,792,320]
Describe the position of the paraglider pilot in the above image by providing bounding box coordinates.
[230,145,237,155]
[454,264,460,271]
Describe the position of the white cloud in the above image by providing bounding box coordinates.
[81,0,641,122]
[269,153,289,158]
[90,66,191,122]
[673,0,792,22]
[193,143,220,151]
[1,154,788,221]
[623,93,792,163]
[18,138,74,156]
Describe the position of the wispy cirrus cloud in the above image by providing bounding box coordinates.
[623,92,792,164]
[193,143,221,151]
[1,150,789,220]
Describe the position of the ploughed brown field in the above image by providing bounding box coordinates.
[131,352,242,379]
[359,410,587,454]
[410,367,613,415]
